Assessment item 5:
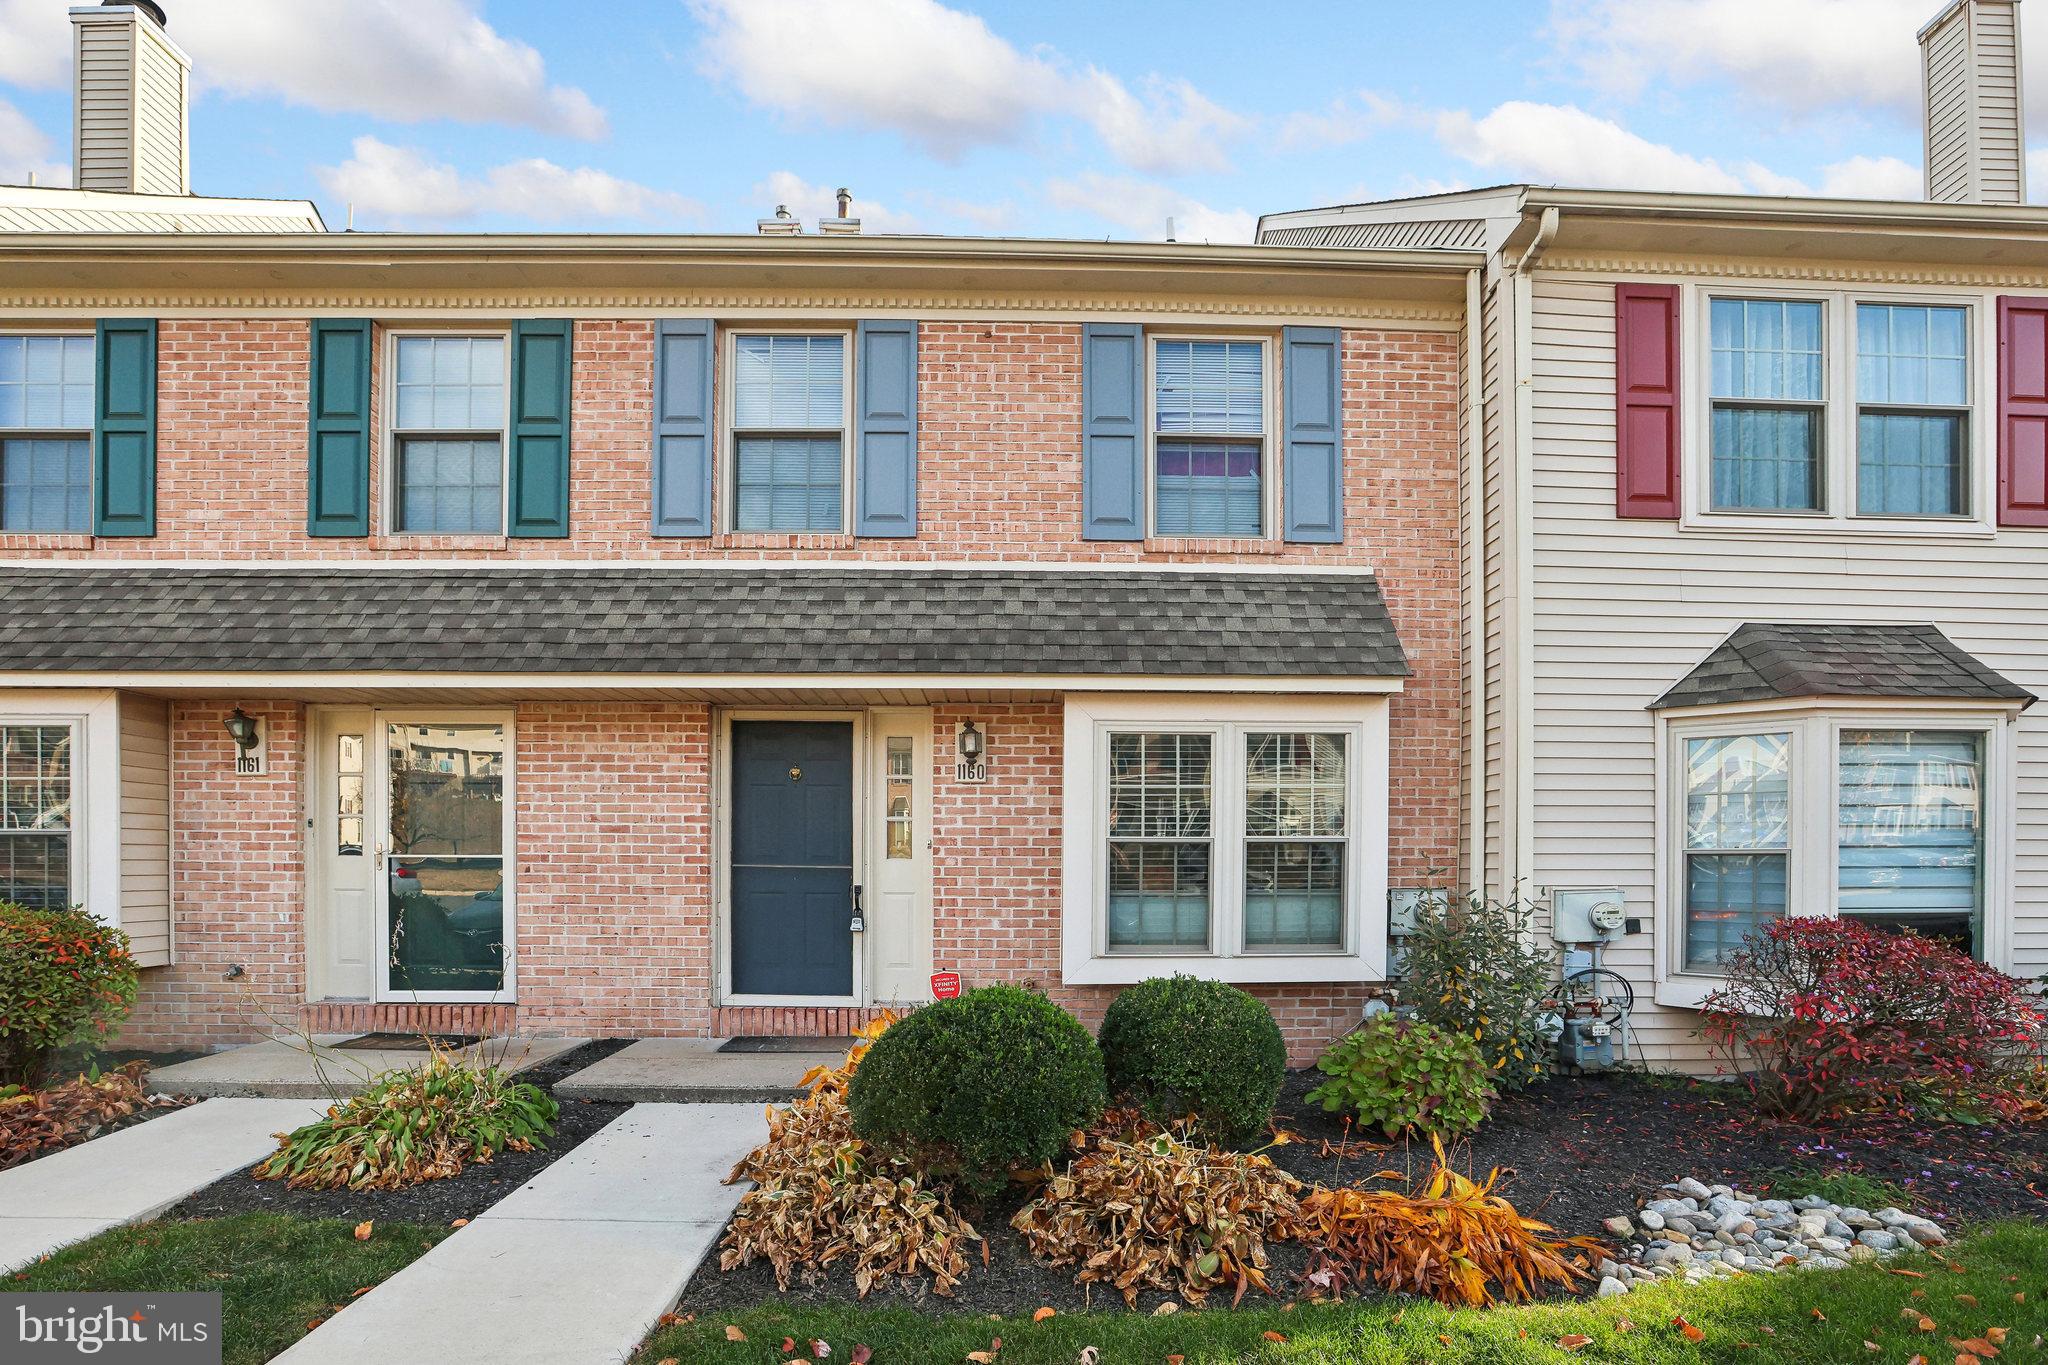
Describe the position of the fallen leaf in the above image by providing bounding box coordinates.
[1558,1334,1594,1352]
[349,1287,373,1298]
[1152,1303,1178,1318]
[783,1339,797,1354]
[305,1318,323,1331]
[812,1342,831,1360]
[1865,1343,1881,1353]
[352,1221,372,1242]
[1033,1308,1055,1324]
[1438,1335,1454,1347]
[1956,1355,1984,1365]
[656,1313,689,1329]
[1166,1357,1184,1365]
[851,1349,872,1365]
[1919,1317,1939,1333]
[1674,1316,1706,1344]
[450,1218,468,1229]
[1077,1350,1097,1365]
[1262,1332,1288,1343]
[1956,1295,1980,1308]
[725,1326,747,1343]
[1985,1328,2008,1345]
[2014,1294,2026,1304]
[1813,1309,1828,1322]
[1949,1337,2000,1357]
[654,1359,678,1365]
[1894,1269,1929,1279]
[1616,1319,1635,1334]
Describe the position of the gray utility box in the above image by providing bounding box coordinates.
[1551,887,1628,945]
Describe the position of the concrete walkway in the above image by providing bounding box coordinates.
[148,1035,587,1098]
[555,1038,837,1103]
[274,1103,764,1365]
[0,1098,326,1272]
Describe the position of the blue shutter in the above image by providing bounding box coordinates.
[1281,326,1343,543]
[653,319,714,536]
[1082,323,1144,540]
[93,318,156,537]
[855,319,918,537]
[508,319,572,538]
[307,319,372,536]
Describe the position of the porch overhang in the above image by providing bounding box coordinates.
[0,564,1411,699]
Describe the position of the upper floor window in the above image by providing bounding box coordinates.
[729,332,848,533]
[390,333,506,534]
[1697,292,1983,530]
[1855,304,1969,517]
[1151,338,1268,537]
[0,334,94,533]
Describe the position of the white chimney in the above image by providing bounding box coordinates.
[1920,0,2026,204]
[69,2,191,196]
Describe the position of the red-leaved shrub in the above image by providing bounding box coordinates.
[0,903,138,1089]
[1700,917,2044,1122]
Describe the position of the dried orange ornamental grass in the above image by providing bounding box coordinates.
[1296,1139,1603,1307]
[719,1015,985,1297]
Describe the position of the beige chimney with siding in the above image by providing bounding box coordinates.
[68,2,191,196]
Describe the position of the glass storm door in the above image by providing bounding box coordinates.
[379,719,509,999]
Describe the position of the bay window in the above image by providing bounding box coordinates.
[1665,711,1998,975]
[1064,695,1388,985]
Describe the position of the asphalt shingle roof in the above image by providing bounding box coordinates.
[1649,622,2034,710]
[0,567,1410,679]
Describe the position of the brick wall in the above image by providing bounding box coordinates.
[9,320,1459,572]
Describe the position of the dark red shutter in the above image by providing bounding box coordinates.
[1614,283,1682,519]
[1999,296,2048,527]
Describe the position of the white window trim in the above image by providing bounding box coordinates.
[1145,332,1279,541]
[720,326,855,535]
[1061,692,1388,985]
[379,326,512,538]
[0,690,120,931]
[1680,283,1996,538]
[0,329,95,535]
[1652,697,2018,1008]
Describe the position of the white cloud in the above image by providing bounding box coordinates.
[1276,91,1410,151]
[0,96,67,187]
[1043,172,1256,244]
[690,0,1246,173]
[0,0,604,139]
[314,137,698,227]
[753,171,917,232]
[1437,102,1752,192]
[1815,154,1922,199]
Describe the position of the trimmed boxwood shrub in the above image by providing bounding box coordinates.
[849,984,1105,1194]
[0,902,139,1089]
[1098,975,1285,1145]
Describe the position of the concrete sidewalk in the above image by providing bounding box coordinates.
[0,1098,326,1272]
[555,1038,837,1103]
[274,1103,764,1365]
[148,1035,587,1099]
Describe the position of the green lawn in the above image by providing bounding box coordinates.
[4,1215,451,1365]
[639,1223,2048,1365]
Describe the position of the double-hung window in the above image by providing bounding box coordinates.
[1854,304,1969,517]
[730,332,848,533]
[1669,715,1995,974]
[1708,299,1824,512]
[391,334,507,534]
[0,334,94,533]
[0,723,74,910]
[1151,338,1268,537]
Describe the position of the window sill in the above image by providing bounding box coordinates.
[714,532,860,551]
[0,533,93,551]
[1141,536,1285,556]
[1062,951,1381,986]
[369,534,510,552]
[1653,974,1729,1010]
[1675,515,1998,542]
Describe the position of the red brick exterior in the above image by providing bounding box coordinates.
[75,316,1463,1065]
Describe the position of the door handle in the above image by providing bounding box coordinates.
[850,884,866,934]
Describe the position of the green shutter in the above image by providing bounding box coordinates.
[508,319,572,538]
[307,319,372,536]
[93,318,156,537]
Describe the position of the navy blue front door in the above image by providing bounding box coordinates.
[730,721,855,997]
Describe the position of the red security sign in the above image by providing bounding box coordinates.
[929,972,961,1000]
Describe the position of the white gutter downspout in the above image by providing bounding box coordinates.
[1462,266,1487,889]
[1503,206,1558,895]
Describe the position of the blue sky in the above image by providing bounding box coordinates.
[0,0,2020,240]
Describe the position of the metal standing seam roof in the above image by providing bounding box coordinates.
[1649,622,2035,711]
[0,567,1411,679]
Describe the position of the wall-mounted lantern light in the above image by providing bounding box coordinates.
[223,707,260,751]
[956,719,984,763]
[954,719,988,784]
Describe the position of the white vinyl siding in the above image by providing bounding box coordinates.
[1514,270,2048,1067]
[117,693,170,967]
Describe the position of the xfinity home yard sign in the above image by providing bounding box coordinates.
[8,1293,221,1362]
[930,971,961,1000]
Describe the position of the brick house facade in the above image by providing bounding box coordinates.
[0,236,1474,1064]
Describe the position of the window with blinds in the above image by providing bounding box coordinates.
[1837,729,1983,953]
[0,724,73,910]
[1709,298,1825,512]
[732,333,847,533]
[1152,338,1266,537]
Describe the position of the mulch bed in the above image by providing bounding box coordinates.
[678,1067,2048,1319]
[0,1065,199,1172]
[163,1038,633,1226]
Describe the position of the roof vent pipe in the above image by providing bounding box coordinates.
[1919,0,2027,203]
[756,203,802,235]
[819,186,861,235]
